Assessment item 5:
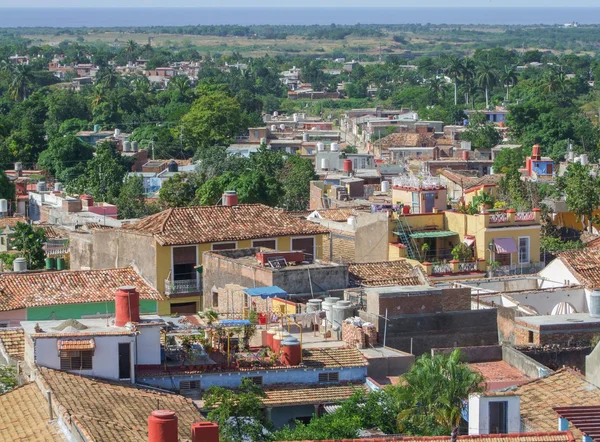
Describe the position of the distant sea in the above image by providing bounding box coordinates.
[0,7,600,28]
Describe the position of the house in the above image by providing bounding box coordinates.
[391,175,447,214]
[373,132,437,161]
[470,369,600,437]
[466,108,508,124]
[439,170,505,204]
[0,327,24,365]
[0,267,162,327]
[347,260,430,288]
[69,196,330,315]
[0,367,206,442]
[526,144,554,181]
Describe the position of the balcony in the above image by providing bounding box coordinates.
[164,277,202,296]
[423,259,487,278]
[483,209,541,227]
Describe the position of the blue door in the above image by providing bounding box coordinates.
[424,193,435,213]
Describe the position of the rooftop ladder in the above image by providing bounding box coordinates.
[395,214,421,261]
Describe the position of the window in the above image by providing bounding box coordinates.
[60,350,93,370]
[318,372,339,383]
[518,237,530,264]
[244,376,263,386]
[212,290,219,308]
[0,237,4,245]
[180,380,201,391]
[211,242,237,251]
[173,246,197,281]
[528,330,534,343]
[170,302,198,314]
[489,401,508,433]
[252,239,277,249]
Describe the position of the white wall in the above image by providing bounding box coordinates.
[136,326,162,365]
[539,259,580,288]
[35,335,134,381]
[509,287,587,315]
[468,394,520,435]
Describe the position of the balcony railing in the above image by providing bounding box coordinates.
[458,262,478,272]
[489,213,508,224]
[432,263,452,274]
[165,277,201,296]
[515,211,536,222]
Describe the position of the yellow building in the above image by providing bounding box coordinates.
[70,203,329,315]
[389,209,542,276]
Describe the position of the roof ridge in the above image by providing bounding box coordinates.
[159,207,174,234]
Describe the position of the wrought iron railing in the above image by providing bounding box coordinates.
[165,277,201,296]
[458,262,477,272]
[489,212,508,223]
[515,211,536,222]
[432,263,452,274]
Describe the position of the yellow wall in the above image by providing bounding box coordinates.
[392,188,447,213]
[480,226,541,265]
[464,186,497,206]
[553,210,600,231]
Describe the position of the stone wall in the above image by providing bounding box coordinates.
[342,321,378,348]
[369,287,471,317]
[514,319,600,346]
[517,344,592,372]
[365,309,499,356]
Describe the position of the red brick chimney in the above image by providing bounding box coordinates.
[148,410,178,442]
[115,286,140,327]
[191,422,219,442]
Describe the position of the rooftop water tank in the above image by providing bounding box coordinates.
[13,257,27,272]
[306,299,323,313]
[331,143,340,152]
[123,141,132,152]
[54,182,63,192]
[302,133,310,142]
[293,113,299,123]
[267,325,283,349]
[36,181,47,192]
[343,159,353,174]
[581,154,589,166]
[93,124,100,133]
[332,300,354,331]
[14,162,22,172]
[381,181,390,192]
[590,291,600,318]
[260,137,267,145]
[280,124,286,131]
[168,160,178,172]
[222,190,239,207]
[272,331,290,354]
[317,142,325,152]
[320,158,330,171]
[131,141,139,152]
[271,124,277,132]
[462,151,469,161]
[0,199,7,214]
[347,216,356,229]
[568,151,575,162]
[281,336,301,366]
[322,297,339,328]
[114,128,121,137]
[273,111,278,117]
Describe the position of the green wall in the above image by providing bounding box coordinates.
[27,300,158,321]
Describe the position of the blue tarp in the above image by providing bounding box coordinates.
[244,286,288,299]
[219,319,252,326]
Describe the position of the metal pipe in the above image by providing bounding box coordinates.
[383,308,388,347]
[47,390,53,421]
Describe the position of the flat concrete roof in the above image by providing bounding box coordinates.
[360,346,412,358]
[518,313,600,327]
[365,285,441,298]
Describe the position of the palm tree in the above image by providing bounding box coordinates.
[169,75,191,101]
[125,40,138,62]
[428,76,446,102]
[500,65,518,101]
[476,61,498,108]
[95,66,118,90]
[131,75,150,94]
[445,55,464,106]
[394,349,484,441]
[8,64,34,101]
[461,58,477,106]
[543,67,567,96]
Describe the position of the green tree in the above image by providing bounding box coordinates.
[461,120,501,150]
[500,65,518,101]
[204,378,270,442]
[476,61,498,108]
[493,147,524,173]
[181,89,243,152]
[8,64,34,101]
[158,172,199,208]
[393,349,484,440]
[67,142,126,204]
[12,222,47,269]
[38,135,94,183]
[279,156,317,210]
[444,55,464,105]
[0,170,15,201]
[116,175,156,220]
[561,162,600,232]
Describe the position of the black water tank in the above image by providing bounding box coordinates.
[168,160,178,172]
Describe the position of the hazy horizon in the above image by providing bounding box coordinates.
[1,2,600,7]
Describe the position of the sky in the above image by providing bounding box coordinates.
[0,0,598,6]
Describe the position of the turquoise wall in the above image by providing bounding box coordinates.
[26,300,158,321]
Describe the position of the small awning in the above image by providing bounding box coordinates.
[408,230,458,239]
[244,286,288,299]
[494,237,518,254]
[463,237,476,247]
[219,319,252,327]
[57,338,95,351]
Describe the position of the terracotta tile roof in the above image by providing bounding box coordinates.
[38,224,67,239]
[312,208,358,222]
[375,133,437,148]
[38,367,203,442]
[284,431,576,442]
[0,327,24,360]
[489,369,600,435]
[0,267,162,311]
[123,204,330,246]
[558,248,600,289]
[0,383,65,441]
[470,361,531,391]
[302,347,368,368]
[0,216,26,229]
[84,222,114,231]
[57,338,95,351]
[263,382,367,407]
[348,261,427,287]
[554,405,600,442]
